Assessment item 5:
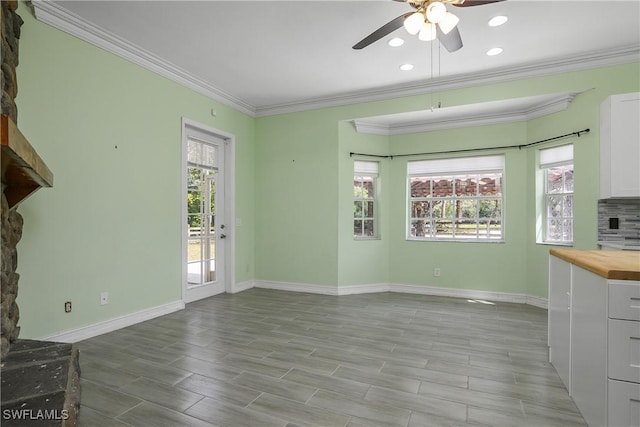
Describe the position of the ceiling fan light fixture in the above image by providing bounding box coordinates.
[404,11,425,35]
[425,1,447,24]
[418,22,437,41]
[438,11,459,34]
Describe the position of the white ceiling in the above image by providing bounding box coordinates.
[32,0,640,116]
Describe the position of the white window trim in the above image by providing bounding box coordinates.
[538,144,574,245]
[354,161,379,240]
[407,155,505,243]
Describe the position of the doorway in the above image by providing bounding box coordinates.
[182,119,234,303]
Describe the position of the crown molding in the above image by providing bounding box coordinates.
[31,0,257,117]
[257,47,638,117]
[353,91,579,135]
[31,0,638,118]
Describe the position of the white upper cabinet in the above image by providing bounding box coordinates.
[600,92,640,199]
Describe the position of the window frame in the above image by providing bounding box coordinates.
[353,161,379,240]
[540,145,574,245]
[406,155,505,243]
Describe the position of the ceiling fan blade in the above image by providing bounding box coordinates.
[392,0,419,6]
[353,12,413,50]
[437,26,463,52]
[451,0,506,7]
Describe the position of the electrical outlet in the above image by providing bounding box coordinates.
[100,292,109,305]
[64,301,72,313]
[434,268,441,277]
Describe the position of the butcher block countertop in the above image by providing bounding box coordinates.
[550,249,640,281]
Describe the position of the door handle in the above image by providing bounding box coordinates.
[220,234,226,239]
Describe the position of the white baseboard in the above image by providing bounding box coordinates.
[255,280,340,295]
[255,281,391,296]
[255,280,548,308]
[525,295,549,309]
[336,283,389,295]
[39,300,185,343]
[231,280,256,294]
[391,283,528,304]
[37,282,547,343]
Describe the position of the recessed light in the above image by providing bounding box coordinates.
[488,15,508,27]
[486,47,503,56]
[388,37,405,47]
[400,63,414,71]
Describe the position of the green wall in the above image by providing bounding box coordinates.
[387,123,529,294]
[524,65,640,297]
[12,1,639,339]
[254,111,340,287]
[15,3,255,339]
[337,122,390,287]
[255,63,639,298]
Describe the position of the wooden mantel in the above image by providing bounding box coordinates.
[1,114,53,209]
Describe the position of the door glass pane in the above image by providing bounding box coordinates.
[187,239,203,284]
[187,139,218,286]
[207,237,216,282]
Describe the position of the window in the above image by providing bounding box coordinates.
[408,155,504,241]
[540,145,573,244]
[354,161,378,238]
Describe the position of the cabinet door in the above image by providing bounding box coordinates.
[571,266,607,427]
[609,281,640,321]
[608,379,640,427]
[601,92,640,198]
[608,319,640,383]
[548,255,572,392]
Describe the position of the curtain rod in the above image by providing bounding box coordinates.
[349,128,590,159]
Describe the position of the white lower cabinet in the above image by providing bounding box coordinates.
[548,255,572,391]
[608,284,640,427]
[608,379,640,427]
[571,266,607,427]
[549,255,640,427]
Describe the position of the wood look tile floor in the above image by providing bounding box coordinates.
[75,289,587,427]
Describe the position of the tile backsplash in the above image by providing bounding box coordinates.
[598,199,640,243]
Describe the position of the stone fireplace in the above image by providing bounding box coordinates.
[1,2,80,425]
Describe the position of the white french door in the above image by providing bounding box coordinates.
[182,121,231,303]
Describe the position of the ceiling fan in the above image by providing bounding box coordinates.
[353,0,505,53]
